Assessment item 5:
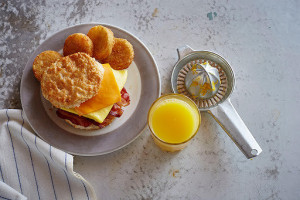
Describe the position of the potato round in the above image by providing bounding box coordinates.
[63,33,93,56]
[87,25,114,61]
[103,38,134,70]
[41,52,104,109]
[32,50,62,81]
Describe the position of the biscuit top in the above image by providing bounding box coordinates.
[41,52,104,108]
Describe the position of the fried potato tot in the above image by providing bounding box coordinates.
[63,33,93,56]
[87,25,114,61]
[103,38,134,70]
[32,50,62,81]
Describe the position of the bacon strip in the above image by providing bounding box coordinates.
[56,109,97,127]
[56,87,130,128]
[109,104,123,117]
[117,88,130,107]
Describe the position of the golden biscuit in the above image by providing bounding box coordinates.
[104,38,134,70]
[41,52,104,109]
[87,25,114,61]
[32,50,62,81]
[63,33,93,56]
[65,119,101,130]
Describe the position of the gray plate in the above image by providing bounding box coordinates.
[20,23,161,156]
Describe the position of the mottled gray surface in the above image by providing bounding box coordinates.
[1,0,300,199]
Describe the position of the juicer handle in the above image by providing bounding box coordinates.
[177,45,194,60]
[208,99,262,159]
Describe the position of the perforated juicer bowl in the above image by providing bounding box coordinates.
[171,45,262,159]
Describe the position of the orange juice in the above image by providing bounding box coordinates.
[148,94,201,152]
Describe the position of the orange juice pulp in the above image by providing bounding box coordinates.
[150,98,200,143]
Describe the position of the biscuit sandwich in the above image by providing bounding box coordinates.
[40,52,130,130]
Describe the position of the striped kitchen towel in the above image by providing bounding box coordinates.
[0,109,97,200]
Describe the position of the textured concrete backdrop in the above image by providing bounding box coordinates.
[1,0,300,199]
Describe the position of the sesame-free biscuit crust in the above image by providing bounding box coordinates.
[41,52,104,108]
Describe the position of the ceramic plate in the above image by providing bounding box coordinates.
[20,23,161,156]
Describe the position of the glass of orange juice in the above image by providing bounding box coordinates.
[148,94,201,152]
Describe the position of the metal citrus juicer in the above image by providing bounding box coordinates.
[171,45,262,159]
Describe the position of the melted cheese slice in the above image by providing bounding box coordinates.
[62,64,128,123]
[75,64,121,115]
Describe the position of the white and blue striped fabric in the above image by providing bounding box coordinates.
[0,109,97,200]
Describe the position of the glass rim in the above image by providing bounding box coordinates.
[147,93,201,146]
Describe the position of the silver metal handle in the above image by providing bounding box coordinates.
[177,45,194,60]
[208,99,262,159]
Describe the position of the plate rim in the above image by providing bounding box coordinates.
[20,23,161,156]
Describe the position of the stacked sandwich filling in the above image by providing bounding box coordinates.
[56,88,130,128]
